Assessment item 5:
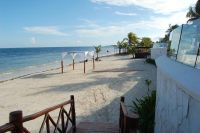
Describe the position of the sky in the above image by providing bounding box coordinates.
[0,0,197,48]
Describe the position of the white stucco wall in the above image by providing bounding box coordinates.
[155,56,200,133]
[151,48,167,59]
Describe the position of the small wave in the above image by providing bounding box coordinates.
[27,65,37,68]
[1,72,12,75]
[54,60,60,63]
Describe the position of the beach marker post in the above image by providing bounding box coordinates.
[73,59,75,70]
[84,60,86,73]
[83,51,88,74]
[93,55,95,70]
[61,52,68,74]
[70,52,77,70]
[61,60,64,74]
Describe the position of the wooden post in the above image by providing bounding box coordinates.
[9,111,23,133]
[73,59,75,70]
[61,109,65,133]
[71,95,76,131]
[61,60,64,74]
[84,60,86,74]
[119,97,125,133]
[46,115,50,133]
[93,56,95,70]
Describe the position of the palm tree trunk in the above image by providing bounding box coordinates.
[133,54,135,59]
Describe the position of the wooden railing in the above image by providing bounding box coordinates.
[119,97,139,133]
[0,95,76,133]
[0,95,138,133]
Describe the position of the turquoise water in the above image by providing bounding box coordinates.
[0,46,115,81]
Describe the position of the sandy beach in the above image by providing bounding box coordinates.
[0,55,156,132]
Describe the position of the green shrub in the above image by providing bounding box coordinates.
[145,58,156,66]
[131,90,156,133]
[145,79,152,92]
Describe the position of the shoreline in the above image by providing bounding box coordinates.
[0,54,116,83]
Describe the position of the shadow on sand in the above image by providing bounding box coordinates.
[24,56,156,125]
[21,72,61,79]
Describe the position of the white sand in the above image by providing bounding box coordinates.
[0,55,156,132]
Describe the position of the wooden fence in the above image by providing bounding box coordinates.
[0,95,76,133]
[0,95,139,133]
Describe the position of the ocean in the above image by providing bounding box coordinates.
[0,45,115,82]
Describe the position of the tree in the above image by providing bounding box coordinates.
[186,0,200,21]
[196,0,200,14]
[159,34,169,43]
[122,42,129,53]
[127,32,139,46]
[140,37,153,47]
[158,24,179,55]
[94,45,101,61]
[166,24,179,35]
[159,24,179,43]
[128,45,136,58]
[117,41,123,54]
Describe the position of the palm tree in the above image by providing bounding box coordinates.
[187,7,197,18]
[140,37,153,47]
[160,24,179,43]
[196,0,200,14]
[127,32,139,46]
[123,42,129,53]
[128,45,136,58]
[186,0,200,21]
[117,41,123,54]
[94,45,101,61]
[166,24,179,35]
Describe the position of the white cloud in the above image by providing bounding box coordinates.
[31,37,37,44]
[24,26,68,36]
[76,25,124,37]
[78,19,99,28]
[75,11,188,43]
[91,0,196,14]
[115,11,137,16]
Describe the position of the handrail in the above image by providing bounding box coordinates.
[120,102,128,115]
[120,102,139,119]
[0,123,15,132]
[0,95,75,133]
[23,99,73,122]
[120,96,139,133]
